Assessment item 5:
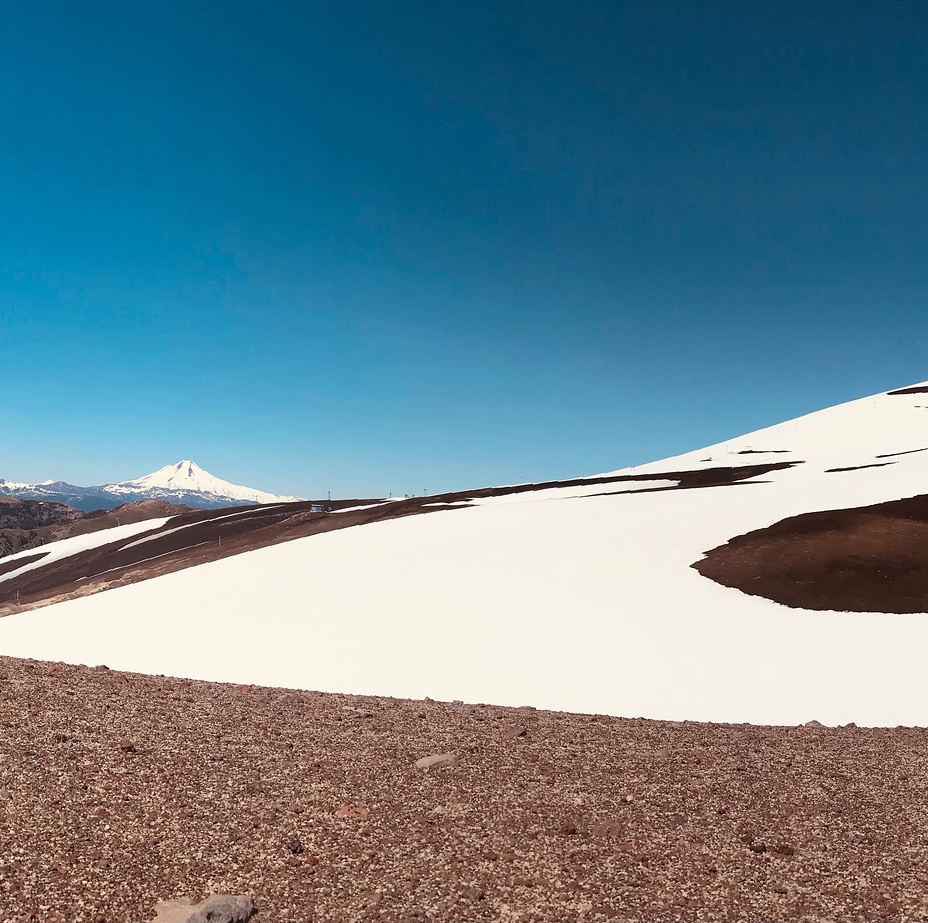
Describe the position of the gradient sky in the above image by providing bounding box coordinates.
[2,1,927,498]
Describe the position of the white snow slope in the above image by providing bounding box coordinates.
[105,460,303,505]
[2,383,928,727]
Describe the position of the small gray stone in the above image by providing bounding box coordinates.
[415,752,460,770]
[155,894,256,923]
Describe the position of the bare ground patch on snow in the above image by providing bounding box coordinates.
[695,493,928,612]
[888,385,928,395]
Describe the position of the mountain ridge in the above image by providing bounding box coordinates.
[0,460,304,511]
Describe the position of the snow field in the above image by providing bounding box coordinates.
[1,382,928,725]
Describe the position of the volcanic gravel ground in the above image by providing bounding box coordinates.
[0,658,927,921]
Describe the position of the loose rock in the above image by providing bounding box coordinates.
[414,752,460,770]
[186,894,257,923]
[153,895,258,923]
[285,836,303,854]
[335,803,370,818]
[592,818,624,838]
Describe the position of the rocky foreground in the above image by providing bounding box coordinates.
[0,656,927,922]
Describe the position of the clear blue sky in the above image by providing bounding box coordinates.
[2,1,926,497]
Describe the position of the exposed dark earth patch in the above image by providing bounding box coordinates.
[736,449,791,455]
[694,494,928,613]
[0,497,386,560]
[579,463,800,501]
[0,463,798,616]
[888,385,928,395]
[0,499,193,558]
[876,447,928,459]
[0,552,47,579]
[449,461,797,501]
[664,462,797,488]
[825,463,894,473]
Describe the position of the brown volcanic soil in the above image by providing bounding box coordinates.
[1,656,928,923]
[0,498,81,532]
[0,463,796,618]
[0,498,83,557]
[694,494,928,612]
[0,500,192,560]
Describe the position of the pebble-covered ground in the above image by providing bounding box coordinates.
[1,655,927,922]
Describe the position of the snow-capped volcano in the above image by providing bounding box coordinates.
[105,460,303,506]
[112,460,229,494]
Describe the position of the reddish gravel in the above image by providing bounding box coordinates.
[1,656,928,922]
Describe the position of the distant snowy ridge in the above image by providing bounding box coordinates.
[0,460,304,511]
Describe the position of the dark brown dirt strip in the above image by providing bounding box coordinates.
[694,493,928,612]
[876,447,928,458]
[0,553,47,579]
[0,500,192,559]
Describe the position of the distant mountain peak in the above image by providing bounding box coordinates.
[117,459,211,491]
[108,460,303,505]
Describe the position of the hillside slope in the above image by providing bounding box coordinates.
[0,499,192,559]
[0,382,926,726]
[0,497,84,557]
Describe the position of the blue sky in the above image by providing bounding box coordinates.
[2,1,926,497]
